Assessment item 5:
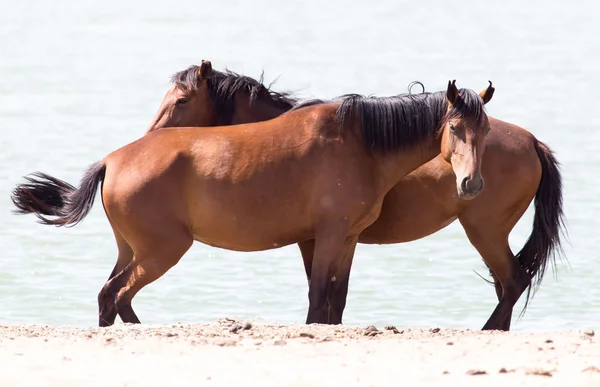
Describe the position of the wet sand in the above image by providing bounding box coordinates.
[1,319,598,386]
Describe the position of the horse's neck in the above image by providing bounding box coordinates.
[231,94,290,125]
[373,136,442,194]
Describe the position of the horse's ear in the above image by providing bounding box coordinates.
[446,79,459,104]
[479,80,495,105]
[198,60,213,79]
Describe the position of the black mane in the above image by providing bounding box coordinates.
[171,66,298,124]
[290,98,328,110]
[335,88,487,154]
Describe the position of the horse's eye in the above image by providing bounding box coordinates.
[176,98,189,106]
[449,123,456,131]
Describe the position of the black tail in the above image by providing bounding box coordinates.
[11,162,106,227]
[515,139,567,313]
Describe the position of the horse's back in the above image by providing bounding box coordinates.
[484,117,541,157]
[100,102,379,252]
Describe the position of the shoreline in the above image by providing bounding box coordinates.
[1,319,598,386]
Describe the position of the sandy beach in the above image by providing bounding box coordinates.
[0,319,598,387]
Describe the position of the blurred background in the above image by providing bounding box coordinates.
[0,0,598,330]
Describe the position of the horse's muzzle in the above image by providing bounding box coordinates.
[457,175,484,200]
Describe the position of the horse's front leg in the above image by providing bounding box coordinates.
[306,225,359,325]
[297,239,315,287]
[324,238,358,324]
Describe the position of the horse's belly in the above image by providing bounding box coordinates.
[359,162,460,244]
[189,202,314,252]
[360,209,458,244]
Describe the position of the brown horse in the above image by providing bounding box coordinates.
[144,61,565,331]
[11,78,494,327]
[146,60,298,132]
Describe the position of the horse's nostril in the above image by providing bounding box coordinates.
[461,177,469,192]
[461,176,483,194]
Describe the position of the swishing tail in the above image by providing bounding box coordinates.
[11,161,106,227]
[515,139,567,313]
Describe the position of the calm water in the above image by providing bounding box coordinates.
[1,0,599,331]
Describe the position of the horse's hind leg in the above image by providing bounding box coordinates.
[99,230,193,324]
[98,225,133,327]
[488,268,512,330]
[460,219,530,331]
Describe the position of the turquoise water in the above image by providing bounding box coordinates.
[1,0,598,330]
